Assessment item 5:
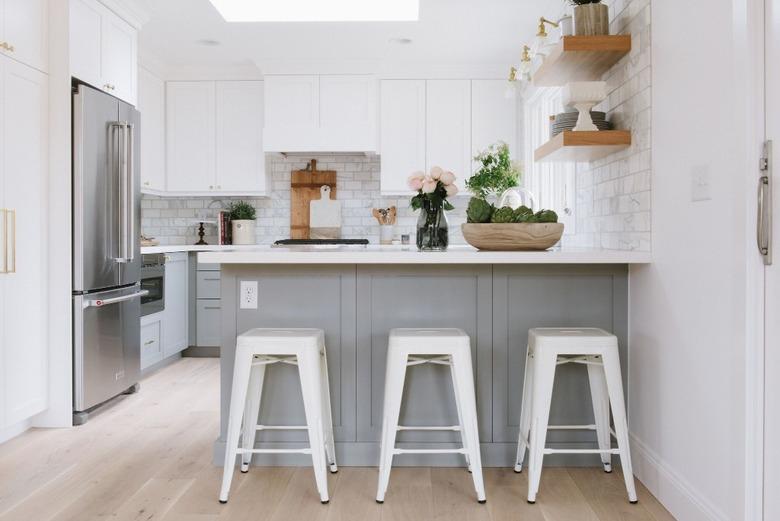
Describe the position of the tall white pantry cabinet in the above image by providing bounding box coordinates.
[0,0,49,438]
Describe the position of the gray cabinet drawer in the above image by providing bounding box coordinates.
[197,271,221,299]
[140,319,163,369]
[197,263,221,271]
[197,299,221,346]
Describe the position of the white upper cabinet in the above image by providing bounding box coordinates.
[216,81,266,193]
[425,80,471,180]
[264,74,377,152]
[166,80,266,196]
[319,75,376,151]
[471,79,517,174]
[138,67,165,193]
[1,0,48,73]
[379,78,517,193]
[70,0,137,105]
[166,81,216,193]
[379,79,426,194]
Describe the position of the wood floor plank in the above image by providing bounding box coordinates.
[568,468,657,521]
[323,467,381,521]
[534,468,601,521]
[482,468,546,521]
[110,477,194,521]
[379,467,434,521]
[634,479,677,521]
[267,467,336,521]
[213,467,295,521]
[429,467,491,521]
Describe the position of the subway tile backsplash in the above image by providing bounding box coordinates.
[141,155,470,246]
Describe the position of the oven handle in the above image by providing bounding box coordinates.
[83,290,148,309]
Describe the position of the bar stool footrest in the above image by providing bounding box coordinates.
[396,425,461,431]
[238,448,313,455]
[392,448,468,455]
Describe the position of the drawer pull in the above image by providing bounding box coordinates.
[143,340,156,346]
[203,277,220,281]
[203,306,220,310]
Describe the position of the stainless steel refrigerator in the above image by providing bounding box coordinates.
[72,84,143,423]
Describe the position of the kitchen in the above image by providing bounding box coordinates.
[0,0,776,520]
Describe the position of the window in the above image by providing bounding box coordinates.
[522,87,575,233]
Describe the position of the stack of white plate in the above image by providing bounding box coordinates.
[550,111,612,137]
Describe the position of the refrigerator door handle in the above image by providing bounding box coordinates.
[109,122,125,263]
[125,122,135,263]
[83,289,148,309]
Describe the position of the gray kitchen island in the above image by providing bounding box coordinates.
[198,245,651,467]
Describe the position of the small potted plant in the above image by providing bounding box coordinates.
[569,0,609,36]
[408,167,459,251]
[467,142,534,210]
[228,200,256,245]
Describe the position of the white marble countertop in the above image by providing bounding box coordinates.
[190,245,651,264]
[141,244,260,254]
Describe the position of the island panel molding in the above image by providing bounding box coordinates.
[215,263,629,467]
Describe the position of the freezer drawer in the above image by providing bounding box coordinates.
[73,284,145,412]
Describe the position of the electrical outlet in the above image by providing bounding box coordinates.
[240,281,258,309]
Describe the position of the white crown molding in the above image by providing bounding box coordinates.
[255,59,506,80]
[99,0,151,29]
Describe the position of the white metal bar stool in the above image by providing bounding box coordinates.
[376,328,486,504]
[219,328,338,505]
[514,328,637,504]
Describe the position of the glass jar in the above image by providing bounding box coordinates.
[416,201,449,251]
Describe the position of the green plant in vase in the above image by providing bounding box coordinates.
[408,167,458,251]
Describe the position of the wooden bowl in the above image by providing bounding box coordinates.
[461,223,564,251]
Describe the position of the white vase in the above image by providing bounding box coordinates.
[498,187,537,210]
[231,220,256,245]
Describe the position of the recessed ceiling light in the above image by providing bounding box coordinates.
[388,37,413,45]
[208,0,419,22]
[196,39,221,46]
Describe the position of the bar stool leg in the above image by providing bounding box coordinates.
[526,350,557,504]
[602,351,638,503]
[241,363,266,473]
[219,351,254,503]
[298,350,330,503]
[515,346,534,473]
[587,355,613,473]
[320,347,338,473]
[449,354,472,473]
[451,349,486,503]
[376,349,408,503]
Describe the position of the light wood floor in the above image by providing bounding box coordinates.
[0,358,675,521]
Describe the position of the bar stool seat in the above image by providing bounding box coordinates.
[515,327,637,504]
[376,328,486,504]
[219,328,337,504]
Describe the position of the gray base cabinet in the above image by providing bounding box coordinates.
[217,264,628,467]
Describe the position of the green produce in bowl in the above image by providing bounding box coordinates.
[535,209,559,223]
[466,197,494,223]
[490,206,516,223]
[513,205,534,222]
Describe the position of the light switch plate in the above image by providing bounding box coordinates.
[691,165,712,202]
[240,280,258,309]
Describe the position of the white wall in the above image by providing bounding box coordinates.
[628,1,759,520]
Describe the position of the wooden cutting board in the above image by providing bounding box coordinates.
[290,160,337,239]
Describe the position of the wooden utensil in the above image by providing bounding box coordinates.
[291,160,337,239]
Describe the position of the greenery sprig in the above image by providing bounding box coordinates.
[227,200,256,221]
[466,142,521,199]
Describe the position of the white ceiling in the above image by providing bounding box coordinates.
[138,0,562,76]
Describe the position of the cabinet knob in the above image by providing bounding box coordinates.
[144,181,150,186]
[0,42,14,52]
[209,185,214,189]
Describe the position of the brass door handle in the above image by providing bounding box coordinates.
[1,209,16,274]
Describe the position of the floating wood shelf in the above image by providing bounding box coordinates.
[533,35,632,87]
[534,130,631,163]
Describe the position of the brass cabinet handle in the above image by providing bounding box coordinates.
[0,209,6,274]
[1,42,14,52]
[1,209,16,274]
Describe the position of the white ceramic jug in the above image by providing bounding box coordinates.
[498,187,537,210]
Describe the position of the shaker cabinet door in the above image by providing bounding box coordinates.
[379,80,426,193]
[2,0,48,72]
[426,79,471,180]
[166,81,216,192]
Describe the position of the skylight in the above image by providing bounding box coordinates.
[208,0,420,22]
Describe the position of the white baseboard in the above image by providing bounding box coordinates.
[0,418,32,445]
[630,433,730,521]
